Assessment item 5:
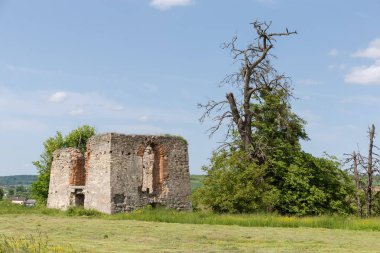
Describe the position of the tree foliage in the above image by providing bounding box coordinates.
[0,187,4,200]
[31,125,95,204]
[195,21,355,215]
[195,89,354,215]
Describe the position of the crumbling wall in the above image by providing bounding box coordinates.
[69,151,86,186]
[108,134,192,213]
[142,145,154,193]
[47,133,192,214]
[84,134,112,213]
[47,148,85,210]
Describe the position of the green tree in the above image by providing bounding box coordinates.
[277,153,354,215]
[31,125,95,204]
[64,125,96,154]
[16,185,26,193]
[196,21,354,215]
[193,150,279,213]
[0,187,4,200]
[31,131,64,203]
[8,188,14,197]
[195,89,355,215]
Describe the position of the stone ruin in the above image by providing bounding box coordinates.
[47,133,192,214]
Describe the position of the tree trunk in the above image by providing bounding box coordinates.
[226,92,255,160]
[352,151,362,217]
[366,124,375,217]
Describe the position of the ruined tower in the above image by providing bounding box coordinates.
[47,133,192,214]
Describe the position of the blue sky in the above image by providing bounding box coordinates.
[1,0,380,176]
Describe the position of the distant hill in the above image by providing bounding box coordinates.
[0,174,205,189]
[190,175,205,191]
[0,175,37,186]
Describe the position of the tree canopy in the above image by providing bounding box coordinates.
[0,187,4,201]
[195,21,354,216]
[31,125,95,204]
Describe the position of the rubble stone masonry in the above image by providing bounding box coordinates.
[47,133,192,214]
[47,148,85,210]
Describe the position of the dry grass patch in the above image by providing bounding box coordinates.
[1,215,380,252]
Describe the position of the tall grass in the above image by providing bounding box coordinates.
[0,200,101,217]
[2,200,380,231]
[0,200,62,216]
[0,234,84,253]
[108,208,380,231]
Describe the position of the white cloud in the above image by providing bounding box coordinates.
[150,0,192,10]
[0,87,197,124]
[345,60,380,85]
[353,39,380,59]
[49,91,68,103]
[346,39,380,85]
[329,48,339,57]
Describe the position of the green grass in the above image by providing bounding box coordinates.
[3,201,380,252]
[0,234,84,253]
[109,207,380,231]
[2,214,380,252]
[2,200,380,231]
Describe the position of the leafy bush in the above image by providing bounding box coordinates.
[194,149,355,216]
[194,88,355,215]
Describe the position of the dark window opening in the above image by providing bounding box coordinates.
[75,194,85,207]
[150,202,161,208]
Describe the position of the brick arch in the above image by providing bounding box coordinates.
[138,143,168,194]
[69,150,86,186]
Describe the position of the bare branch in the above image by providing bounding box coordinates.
[199,20,297,162]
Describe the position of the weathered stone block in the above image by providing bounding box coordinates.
[47,133,192,214]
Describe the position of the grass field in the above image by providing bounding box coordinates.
[2,214,380,253]
[2,201,380,252]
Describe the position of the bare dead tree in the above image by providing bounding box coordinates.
[344,151,364,217]
[354,151,363,217]
[346,125,380,217]
[199,21,296,163]
[366,124,376,217]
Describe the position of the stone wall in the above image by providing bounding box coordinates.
[108,134,192,213]
[69,151,86,186]
[47,148,85,210]
[47,133,192,214]
[84,134,112,214]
